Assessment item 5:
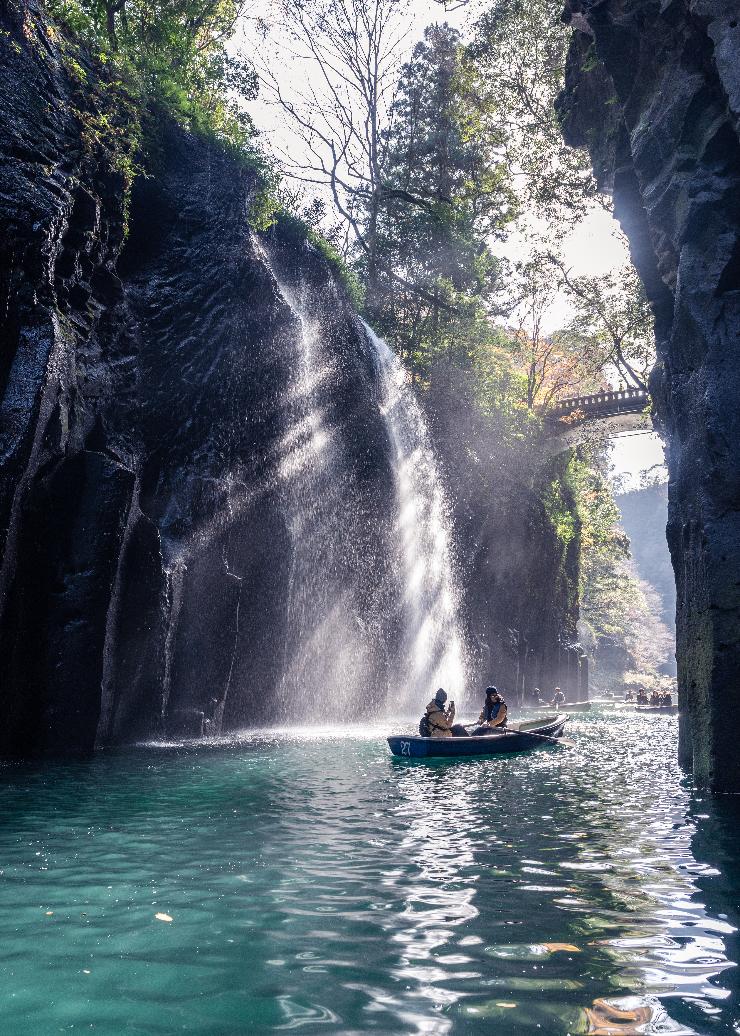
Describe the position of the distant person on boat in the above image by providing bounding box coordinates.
[551,687,566,708]
[663,691,673,706]
[471,687,508,735]
[636,687,649,705]
[420,688,469,738]
[649,690,661,706]
[624,689,634,703]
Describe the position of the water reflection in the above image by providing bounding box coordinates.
[376,713,740,1034]
[387,767,480,1032]
[0,713,738,1034]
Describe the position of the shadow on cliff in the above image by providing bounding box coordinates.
[0,3,398,756]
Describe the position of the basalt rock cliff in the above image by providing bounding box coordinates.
[0,0,399,754]
[0,0,581,756]
[427,375,584,705]
[559,0,740,788]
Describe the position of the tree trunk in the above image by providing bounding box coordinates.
[105,2,118,49]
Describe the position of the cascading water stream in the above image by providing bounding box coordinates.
[254,239,378,720]
[251,236,467,721]
[362,320,468,713]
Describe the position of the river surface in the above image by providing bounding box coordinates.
[1,707,739,1035]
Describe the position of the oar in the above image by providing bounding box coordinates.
[517,729,574,748]
[463,723,573,748]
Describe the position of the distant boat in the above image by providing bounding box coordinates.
[634,704,678,714]
[559,701,592,712]
[387,715,568,758]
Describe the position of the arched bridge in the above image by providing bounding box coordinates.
[543,387,651,453]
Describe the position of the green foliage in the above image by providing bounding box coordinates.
[246,174,282,232]
[543,472,578,546]
[569,447,671,684]
[274,211,364,309]
[580,44,599,74]
[468,0,598,225]
[571,450,631,616]
[369,24,515,379]
[309,233,364,310]
[42,22,144,230]
[468,328,539,438]
[47,0,266,174]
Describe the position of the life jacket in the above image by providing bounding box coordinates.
[480,699,507,727]
[425,700,453,737]
[419,714,430,737]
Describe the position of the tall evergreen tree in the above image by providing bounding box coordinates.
[369,24,516,376]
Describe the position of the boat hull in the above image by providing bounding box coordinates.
[634,704,678,714]
[387,716,567,758]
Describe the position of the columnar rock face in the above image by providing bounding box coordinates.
[559,0,740,788]
[0,1,582,756]
[0,1,396,754]
[425,374,583,704]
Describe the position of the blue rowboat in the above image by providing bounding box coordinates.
[387,715,568,758]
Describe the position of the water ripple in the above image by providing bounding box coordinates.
[0,711,739,1033]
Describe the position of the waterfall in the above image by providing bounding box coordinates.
[362,320,468,713]
[252,236,467,723]
[255,240,381,722]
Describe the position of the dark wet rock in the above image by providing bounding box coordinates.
[559,0,740,788]
[0,0,583,755]
[426,374,584,705]
[0,0,395,754]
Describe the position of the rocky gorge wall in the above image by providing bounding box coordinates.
[0,0,400,754]
[0,0,582,756]
[426,373,584,705]
[559,0,740,788]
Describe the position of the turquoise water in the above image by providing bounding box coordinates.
[1,709,739,1034]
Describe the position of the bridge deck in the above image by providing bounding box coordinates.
[546,388,649,424]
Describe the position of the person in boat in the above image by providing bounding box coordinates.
[663,691,673,706]
[471,687,508,735]
[551,686,566,708]
[636,686,649,705]
[624,688,634,703]
[649,689,661,706]
[420,688,469,738]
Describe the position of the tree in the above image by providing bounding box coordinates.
[371,24,515,372]
[257,0,412,310]
[467,0,597,225]
[550,258,655,390]
[50,0,261,153]
[504,255,601,408]
[571,448,673,688]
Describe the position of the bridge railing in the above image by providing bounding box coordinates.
[546,387,649,420]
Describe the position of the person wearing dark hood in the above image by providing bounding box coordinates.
[472,687,507,735]
[419,688,469,737]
